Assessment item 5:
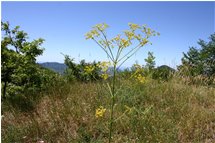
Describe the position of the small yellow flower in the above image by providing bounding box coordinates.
[140,38,148,46]
[94,23,109,31]
[134,34,141,41]
[146,28,151,35]
[135,74,146,83]
[97,61,111,72]
[120,38,130,48]
[112,34,121,42]
[101,73,109,80]
[129,23,140,30]
[95,106,106,118]
[85,32,93,39]
[124,30,134,40]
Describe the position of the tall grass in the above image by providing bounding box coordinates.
[2,77,215,142]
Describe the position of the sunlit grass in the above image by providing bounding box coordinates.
[2,77,215,142]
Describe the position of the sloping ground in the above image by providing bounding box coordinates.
[2,79,215,142]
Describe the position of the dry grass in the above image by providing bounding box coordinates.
[2,78,215,142]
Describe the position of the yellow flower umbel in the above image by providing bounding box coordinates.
[95,106,106,118]
[129,23,141,31]
[97,61,111,80]
[135,74,146,83]
[120,38,130,48]
[101,73,109,80]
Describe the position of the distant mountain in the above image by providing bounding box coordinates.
[39,62,67,74]
[156,65,176,72]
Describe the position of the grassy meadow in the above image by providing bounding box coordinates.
[2,75,215,143]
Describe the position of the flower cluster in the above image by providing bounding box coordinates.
[135,74,146,83]
[97,61,111,72]
[85,23,159,51]
[120,38,130,48]
[95,106,106,118]
[100,73,109,80]
[93,23,109,31]
[85,23,109,40]
[97,61,111,80]
[124,30,135,40]
[129,23,141,31]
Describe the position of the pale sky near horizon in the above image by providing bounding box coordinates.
[2,1,215,68]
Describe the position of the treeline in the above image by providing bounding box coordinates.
[1,22,215,100]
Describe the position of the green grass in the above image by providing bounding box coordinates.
[2,77,215,142]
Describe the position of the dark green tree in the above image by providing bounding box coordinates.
[64,55,101,82]
[1,21,44,99]
[144,51,156,72]
[179,33,215,77]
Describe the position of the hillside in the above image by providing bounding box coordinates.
[39,62,67,74]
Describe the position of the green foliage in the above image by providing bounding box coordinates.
[1,21,63,100]
[64,55,101,82]
[152,65,175,81]
[178,33,215,77]
[144,51,155,72]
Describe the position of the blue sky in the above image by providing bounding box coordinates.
[2,1,215,68]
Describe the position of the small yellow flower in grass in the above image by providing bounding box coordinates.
[101,73,109,80]
[97,61,111,72]
[135,74,146,83]
[95,106,106,118]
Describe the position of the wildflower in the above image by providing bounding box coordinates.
[140,38,148,46]
[124,30,135,40]
[146,28,152,35]
[91,29,100,36]
[129,23,140,31]
[85,32,93,39]
[101,73,109,80]
[135,74,146,83]
[95,106,106,118]
[97,61,111,72]
[120,38,130,48]
[112,34,121,42]
[94,23,109,31]
[85,29,100,39]
[134,34,141,41]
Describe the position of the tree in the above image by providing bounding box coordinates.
[64,55,101,82]
[152,65,175,81]
[1,21,44,99]
[178,33,215,77]
[144,51,156,73]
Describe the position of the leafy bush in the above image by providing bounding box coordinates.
[1,22,65,100]
[178,33,215,77]
[152,65,175,81]
[64,55,102,82]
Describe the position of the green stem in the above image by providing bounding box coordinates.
[108,62,117,143]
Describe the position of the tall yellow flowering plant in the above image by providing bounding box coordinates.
[85,23,159,142]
